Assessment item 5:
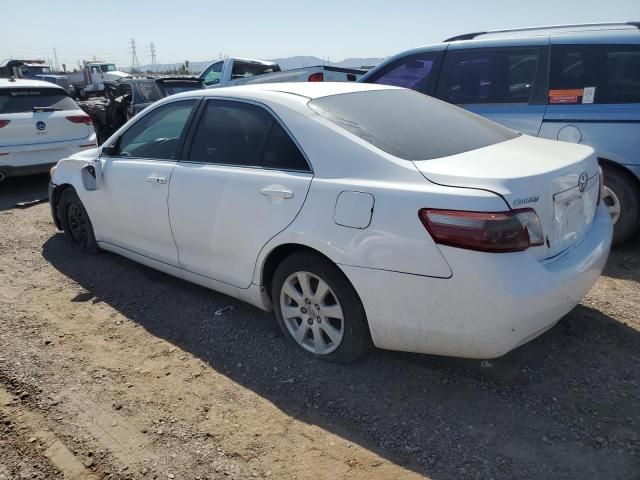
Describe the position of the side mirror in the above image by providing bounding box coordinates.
[81,160,103,191]
[101,144,118,156]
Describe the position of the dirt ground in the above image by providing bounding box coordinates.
[0,174,639,480]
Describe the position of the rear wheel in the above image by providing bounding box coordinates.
[272,251,372,364]
[57,189,100,253]
[602,166,640,246]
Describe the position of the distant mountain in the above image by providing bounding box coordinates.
[135,56,384,74]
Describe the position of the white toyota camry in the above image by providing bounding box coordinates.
[49,83,612,363]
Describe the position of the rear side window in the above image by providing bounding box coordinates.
[444,49,539,104]
[363,52,440,94]
[231,62,280,80]
[549,45,640,104]
[188,100,309,171]
[0,88,77,113]
[309,89,518,160]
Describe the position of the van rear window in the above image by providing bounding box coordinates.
[0,87,77,113]
[308,89,518,160]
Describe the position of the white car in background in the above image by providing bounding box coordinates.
[0,79,96,181]
[49,83,612,363]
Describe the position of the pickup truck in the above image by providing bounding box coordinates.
[199,57,365,88]
[67,62,131,99]
[0,59,71,93]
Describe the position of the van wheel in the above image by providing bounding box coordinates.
[58,189,100,254]
[272,252,372,364]
[602,166,640,246]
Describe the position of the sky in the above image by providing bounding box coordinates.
[3,0,640,69]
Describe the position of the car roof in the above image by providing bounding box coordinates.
[0,78,66,90]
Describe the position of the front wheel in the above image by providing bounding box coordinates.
[272,252,372,364]
[602,166,640,246]
[57,189,100,253]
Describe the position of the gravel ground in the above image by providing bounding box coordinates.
[0,174,639,480]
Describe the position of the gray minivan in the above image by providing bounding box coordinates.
[360,22,640,245]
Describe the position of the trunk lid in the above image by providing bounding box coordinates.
[413,135,600,259]
[0,87,90,146]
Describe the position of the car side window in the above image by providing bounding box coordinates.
[364,52,440,94]
[202,62,223,86]
[445,49,539,104]
[549,45,640,104]
[115,100,196,160]
[187,100,309,171]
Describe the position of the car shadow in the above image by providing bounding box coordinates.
[42,234,640,480]
[0,174,50,211]
[604,234,640,282]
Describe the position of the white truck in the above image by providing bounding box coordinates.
[199,57,365,88]
[67,62,130,99]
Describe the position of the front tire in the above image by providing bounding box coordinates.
[602,166,640,246]
[272,251,372,364]
[57,189,100,254]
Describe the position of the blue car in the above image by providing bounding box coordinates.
[360,22,640,245]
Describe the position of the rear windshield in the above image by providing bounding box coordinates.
[308,89,518,160]
[0,87,77,113]
[135,81,163,103]
[158,81,203,96]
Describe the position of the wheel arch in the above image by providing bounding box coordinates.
[50,183,76,230]
[598,158,640,191]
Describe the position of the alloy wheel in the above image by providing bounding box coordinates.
[602,186,621,225]
[280,271,345,355]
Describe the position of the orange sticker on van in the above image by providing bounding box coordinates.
[549,89,584,104]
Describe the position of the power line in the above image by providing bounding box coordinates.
[129,38,140,72]
[149,42,157,72]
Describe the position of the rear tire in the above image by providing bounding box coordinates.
[602,166,640,246]
[272,251,372,364]
[57,189,100,254]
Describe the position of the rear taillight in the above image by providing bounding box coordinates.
[597,166,604,205]
[65,115,92,125]
[419,208,545,253]
[0,120,10,128]
[308,72,324,82]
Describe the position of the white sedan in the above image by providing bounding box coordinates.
[49,83,612,363]
[0,79,96,181]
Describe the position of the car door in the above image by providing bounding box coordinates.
[436,45,548,136]
[89,99,199,266]
[168,99,313,288]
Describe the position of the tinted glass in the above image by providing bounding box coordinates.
[231,62,280,80]
[201,62,223,86]
[309,89,518,160]
[550,45,640,104]
[188,100,309,171]
[0,88,77,113]
[158,81,204,96]
[445,49,538,104]
[364,53,439,94]
[189,100,272,166]
[116,100,196,159]
[135,81,163,102]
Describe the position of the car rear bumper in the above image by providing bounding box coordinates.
[340,203,613,359]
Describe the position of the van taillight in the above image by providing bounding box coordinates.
[0,120,10,128]
[419,208,544,253]
[308,72,324,82]
[66,115,92,125]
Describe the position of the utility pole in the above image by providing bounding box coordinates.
[53,48,59,71]
[129,38,140,73]
[149,42,157,72]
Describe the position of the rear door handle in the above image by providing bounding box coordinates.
[260,187,294,199]
[147,176,167,184]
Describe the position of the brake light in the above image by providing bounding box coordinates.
[308,72,324,82]
[597,166,604,205]
[0,120,10,128]
[419,208,545,253]
[65,115,92,125]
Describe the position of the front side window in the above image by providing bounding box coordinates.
[445,49,539,104]
[188,100,308,171]
[309,89,518,161]
[114,100,196,159]
[550,45,640,104]
[201,62,223,86]
[364,52,440,94]
[0,88,77,113]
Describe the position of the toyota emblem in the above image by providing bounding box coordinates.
[578,172,589,193]
[36,121,46,131]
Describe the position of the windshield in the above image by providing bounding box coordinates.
[308,89,518,160]
[158,81,204,96]
[26,66,53,74]
[0,88,77,113]
[100,64,117,72]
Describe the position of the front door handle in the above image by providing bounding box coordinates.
[147,176,167,184]
[260,187,294,199]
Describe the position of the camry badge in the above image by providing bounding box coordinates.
[578,172,589,193]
